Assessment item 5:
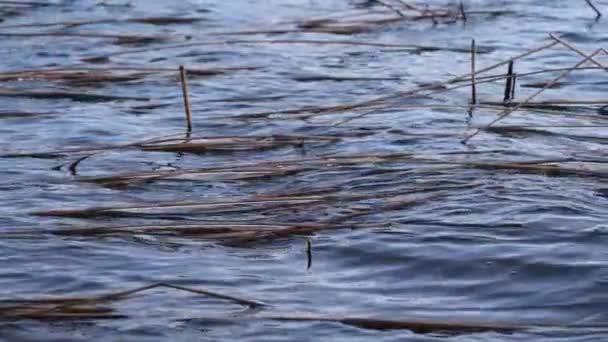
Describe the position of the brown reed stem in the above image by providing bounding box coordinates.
[23,282,264,318]
[503,60,514,102]
[179,65,192,132]
[470,39,477,105]
[584,0,602,18]
[550,34,608,72]
[510,73,517,100]
[459,1,467,22]
[376,0,406,17]
[462,48,602,143]
[306,239,312,269]
[395,0,423,12]
[221,41,557,121]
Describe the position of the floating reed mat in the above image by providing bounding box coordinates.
[73,153,417,187]
[33,182,453,219]
[0,282,263,321]
[84,38,493,62]
[24,193,440,245]
[0,16,204,30]
[479,99,608,111]
[184,314,608,335]
[0,66,251,86]
[232,34,608,131]
[0,31,167,45]
[63,151,608,188]
[184,315,523,334]
[3,284,605,335]
[215,3,512,36]
[138,134,338,153]
[0,134,340,159]
[0,87,150,102]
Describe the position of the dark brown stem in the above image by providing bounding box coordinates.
[510,73,517,100]
[179,65,193,132]
[459,1,467,22]
[306,239,312,269]
[503,60,514,102]
[463,48,602,143]
[470,39,477,105]
[584,0,602,18]
[376,0,406,17]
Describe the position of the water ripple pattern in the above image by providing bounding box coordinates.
[0,0,607,340]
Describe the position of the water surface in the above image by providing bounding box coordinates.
[1,0,608,340]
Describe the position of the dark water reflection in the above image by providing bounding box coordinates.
[0,0,608,340]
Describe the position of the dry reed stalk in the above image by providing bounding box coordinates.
[188,315,608,334]
[0,69,148,84]
[481,99,608,106]
[25,193,445,244]
[85,39,482,62]
[179,65,193,132]
[455,65,608,86]
[40,222,325,238]
[503,60,514,102]
[239,41,559,120]
[74,153,419,187]
[462,48,603,143]
[225,193,441,244]
[395,0,423,12]
[0,31,164,43]
[305,239,312,269]
[1,134,337,159]
[0,66,243,84]
[255,73,529,122]
[584,0,602,18]
[0,16,202,29]
[470,39,477,104]
[485,124,608,129]
[0,87,150,102]
[0,282,263,320]
[376,0,406,17]
[510,72,517,100]
[0,0,52,6]
[328,75,539,124]
[252,315,521,333]
[34,195,330,218]
[459,1,467,22]
[550,34,608,72]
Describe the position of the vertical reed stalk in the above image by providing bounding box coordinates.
[462,48,602,143]
[510,73,517,100]
[179,65,192,132]
[503,60,514,102]
[459,1,467,22]
[306,239,312,269]
[470,39,477,105]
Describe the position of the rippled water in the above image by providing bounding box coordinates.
[1,0,608,340]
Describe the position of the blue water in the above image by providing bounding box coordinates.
[1,0,608,340]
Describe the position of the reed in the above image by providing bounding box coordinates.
[235,41,559,120]
[584,0,602,18]
[179,65,193,132]
[470,39,477,105]
[0,282,263,321]
[0,31,166,45]
[83,38,487,62]
[0,16,202,29]
[503,60,514,102]
[459,1,467,22]
[462,48,603,143]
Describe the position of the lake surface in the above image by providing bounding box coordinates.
[1,0,608,340]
